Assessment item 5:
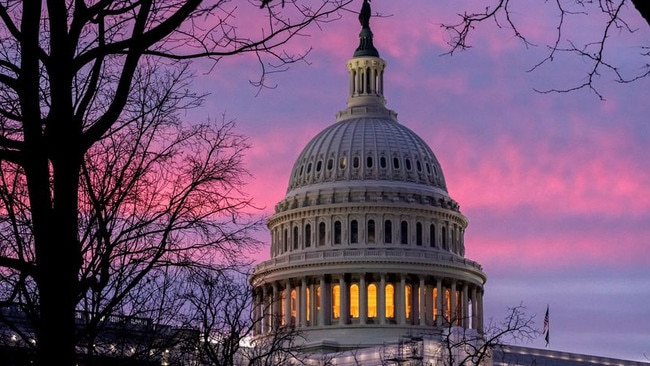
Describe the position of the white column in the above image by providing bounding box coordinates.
[360,274,367,325]
[300,277,307,327]
[379,273,386,325]
[284,280,292,326]
[339,275,348,325]
[272,282,279,330]
[319,276,327,326]
[436,279,443,326]
[262,286,268,333]
[450,281,457,326]
[419,277,426,326]
[471,286,478,330]
[398,274,406,325]
[462,283,469,329]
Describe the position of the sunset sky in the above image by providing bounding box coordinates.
[192,1,649,361]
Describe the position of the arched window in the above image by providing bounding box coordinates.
[442,226,448,250]
[353,156,360,168]
[433,287,439,321]
[405,158,412,170]
[385,284,395,319]
[366,156,373,168]
[339,155,347,169]
[393,157,400,169]
[290,289,297,325]
[367,219,376,243]
[293,226,299,250]
[332,284,341,319]
[319,222,326,246]
[284,228,288,252]
[350,284,359,319]
[350,220,358,244]
[306,287,311,322]
[416,223,423,246]
[400,221,408,244]
[367,284,377,318]
[334,221,342,244]
[327,158,333,170]
[405,284,412,321]
[305,223,311,247]
[380,157,387,168]
[429,224,436,248]
[280,290,287,325]
[384,220,392,244]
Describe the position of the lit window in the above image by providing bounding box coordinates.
[385,284,395,319]
[405,284,412,320]
[332,285,340,319]
[350,284,359,318]
[368,284,377,318]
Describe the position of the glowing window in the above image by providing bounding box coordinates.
[385,284,395,319]
[339,155,347,169]
[367,284,377,318]
[290,289,297,325]
[316,286,321,311]
[306,288,311,322]
[280,290,286,325]
[332,285,340,319]
[405,284,412,320]
[445,288,451,321]
[350,284,359,319]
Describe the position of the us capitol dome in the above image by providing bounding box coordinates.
[250,0,487,352]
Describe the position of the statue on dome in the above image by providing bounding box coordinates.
[359,0,371,29]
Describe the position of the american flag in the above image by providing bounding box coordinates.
[542,305,550,347]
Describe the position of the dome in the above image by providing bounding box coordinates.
[286,117,449,195]
[250,1,485,351]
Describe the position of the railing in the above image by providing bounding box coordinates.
[254,248,483,273]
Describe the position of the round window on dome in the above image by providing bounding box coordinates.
[316,161,322,172]
[353,156,360,169]
[327,158,333,170]
[307,163,312,173]
[405,158,412,171]
[339,156,347,169]
[366,156,373,168]
[393,157,399,169]
[380,157,387,168]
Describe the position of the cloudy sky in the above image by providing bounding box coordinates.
[192,1,649,362]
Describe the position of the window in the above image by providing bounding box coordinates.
[368,284,377,318]
[339,155,347,169]
[284,228,288,252]
[429,224,436,247]
[400,221,408,244]
[290,289,297,325]
[405,158,412,170]
[442,226,447,250]
[350,220,358,244]
[393,157,400,169]
[316,160,322,172]
[433,287,438,320]
[384,220,392,244]
[306,288,311,322]
[319,222,326,246]
[353,156,360,168]
[380,157,387,168]
[332,284,340,319]
[281,290,287,325]
[366,156,373,168]
[293,226,299,249]
[327,158,333,170]
[350,284,359,319]
[405,284,412,320]
[305,224,312,247]
[367,219,376,243]
[334,221,342,244]
[385,284,395,319]
[416,223,423,246]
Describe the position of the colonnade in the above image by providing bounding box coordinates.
[252,272,483,336]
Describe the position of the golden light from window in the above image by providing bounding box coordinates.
[332,284,340,319]
[367,284,377,318]
[385,284,394,318]
[350,284,359,318]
